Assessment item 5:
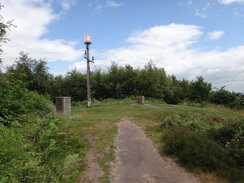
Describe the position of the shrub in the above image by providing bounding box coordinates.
[0,81,52,125]
[207,119,244,167]
[0,124,26,173]
[162,126,243,182]
[0,76,85,182]
[160,114,205,133]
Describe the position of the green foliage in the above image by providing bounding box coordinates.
[135,62,169,99]
[49,61,243,109]
[162,76,191,104]
[207,119,244,167]
[91,68,108,100]
[210,87,244,109]
[188,76,212,103]
[0,73,85,182]
[7,52,52,95]
[0,123,39,182]
[5,52,242,109]
[0,78,52,125]
[160,114,205,133]
[0,114,85,182]
[160,112,244,182]
[0,124,27,170]
[61,154,81,182]
[61,70,87,101]
[160,112,244,165]
[163,126,233,169]
[162,126,243,182]
[52,61,180,103]
[0,3,15,63]
[105,62,130,99]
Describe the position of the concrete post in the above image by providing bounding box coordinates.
[137,96,144,105]
[55,97,71,118]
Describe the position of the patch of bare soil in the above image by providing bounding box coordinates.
[110,118,200,183]
[80,134,104,183]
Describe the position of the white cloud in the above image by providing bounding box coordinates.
[195,9,207,18]
[59,0,77,10]
[219,0,244,4]
[1,0,81,66]
[105,0,123,7]
[70,24,244,92]
[127,24,202,48]
[88,0,123,14]
[206,30,225,40]
[195,3,212,18]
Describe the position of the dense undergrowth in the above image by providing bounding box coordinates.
[160,113,244,183]
[0,79,85,182]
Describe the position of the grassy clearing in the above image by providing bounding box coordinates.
[67,101,243,183]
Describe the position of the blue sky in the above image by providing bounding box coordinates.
[1,0,244,92]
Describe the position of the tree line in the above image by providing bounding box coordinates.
[2,52,244,109]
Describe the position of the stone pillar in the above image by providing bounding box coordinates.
[55,97,71,118]
[137,96,144,105]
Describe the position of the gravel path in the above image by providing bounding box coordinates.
[110,118,200,183]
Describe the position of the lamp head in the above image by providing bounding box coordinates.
[84,33,92,44]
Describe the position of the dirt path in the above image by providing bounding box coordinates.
[110,118,200,183]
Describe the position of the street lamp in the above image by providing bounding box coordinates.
[84,33,92,44]
[84,33,94,108]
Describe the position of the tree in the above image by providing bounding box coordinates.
[188,76,212,103]
[0,3,15,63]
[49,75,65,99]
[91,68,107,100]
[164,75,182,104]
[105,62,125,99]
[62,70,87,101]
[210,87,244,108]
[120,64,137,97]
[135,62,169,99]
[7,52,51,95]
[178,78,190,100]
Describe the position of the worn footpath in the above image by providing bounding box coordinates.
[110,118,200,183]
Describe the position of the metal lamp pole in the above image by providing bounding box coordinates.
[84,33,94,108]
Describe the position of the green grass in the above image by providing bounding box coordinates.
[66,101,244,183]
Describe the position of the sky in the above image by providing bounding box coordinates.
[1,0,244,93]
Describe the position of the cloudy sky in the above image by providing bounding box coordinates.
[1,0,244,93]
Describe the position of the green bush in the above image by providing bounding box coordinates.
[0,124,41,182]
[0,114,85,182]
[160,114,205,133]
[0,75,86,182]
[207,119,244,167]
[0,124,26,172]
[162,126,243,182]
[0,81,52,125]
